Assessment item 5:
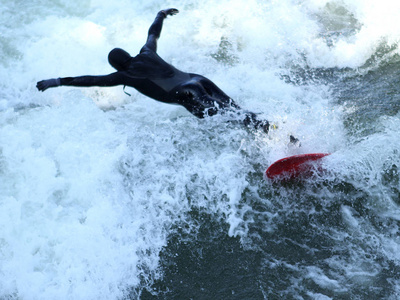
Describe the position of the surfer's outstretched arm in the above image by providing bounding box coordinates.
[142,8,179,53]
[36,73,126,91]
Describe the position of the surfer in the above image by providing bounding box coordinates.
[36,8,269,133]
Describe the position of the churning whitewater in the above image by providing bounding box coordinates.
[1,0,400,299]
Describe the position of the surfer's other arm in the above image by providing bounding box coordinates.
[36,73,126,92]
[143,8,179,53]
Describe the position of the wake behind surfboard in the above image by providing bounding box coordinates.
[266,153,331,180]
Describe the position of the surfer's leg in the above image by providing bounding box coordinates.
[196,76,241,110]
[195,77,270,132]
[172,81,220,118]
[172,77,270,133]
[241,112,270,134]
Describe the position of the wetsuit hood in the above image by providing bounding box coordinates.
[108,48,131,71]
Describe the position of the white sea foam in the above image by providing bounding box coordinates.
[1,0,400,298]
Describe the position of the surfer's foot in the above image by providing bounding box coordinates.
[262,123,269,134]
[289,135,301,147]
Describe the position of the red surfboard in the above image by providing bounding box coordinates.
[266,153,330,179]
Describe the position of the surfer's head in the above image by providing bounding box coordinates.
[108,48,131,71]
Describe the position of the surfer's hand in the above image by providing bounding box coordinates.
[36,78,61,92]
[161,8,179,17]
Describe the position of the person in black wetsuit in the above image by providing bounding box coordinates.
[37,8,269,133]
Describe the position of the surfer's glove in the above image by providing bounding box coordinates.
[161,8,179,17]
[36,78,61,92]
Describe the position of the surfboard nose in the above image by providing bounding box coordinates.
[266,153,331,180]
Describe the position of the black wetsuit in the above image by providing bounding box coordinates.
[39,10,269,131]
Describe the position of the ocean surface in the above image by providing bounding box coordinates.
[1,0,400,299]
